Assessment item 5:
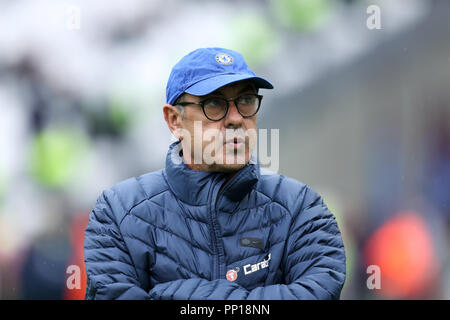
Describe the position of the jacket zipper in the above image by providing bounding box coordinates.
[208,176,223,280]
[208,169,248,280]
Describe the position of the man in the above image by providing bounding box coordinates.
[84,47,346,300]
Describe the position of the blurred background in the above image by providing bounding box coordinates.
[0,0,449,299]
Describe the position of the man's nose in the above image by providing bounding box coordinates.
[223,100,244,128]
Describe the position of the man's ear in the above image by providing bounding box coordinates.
[163,104,184,140]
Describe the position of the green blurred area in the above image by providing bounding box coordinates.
[109,100,131,134]
[271,0,331,31]
[228,13,280,68]
[84,94,133,138]
[29,128,91,189]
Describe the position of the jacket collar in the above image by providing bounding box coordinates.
[164,140,260,207]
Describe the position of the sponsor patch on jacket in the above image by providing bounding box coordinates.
[243,254,271,275]
[240,237,264,249]
[226,254,271,281]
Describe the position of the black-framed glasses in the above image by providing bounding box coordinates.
[176,94,263,121]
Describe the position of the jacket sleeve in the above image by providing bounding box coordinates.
[245,186,346,299]
[149,187,346,300]
[84,190,151,300]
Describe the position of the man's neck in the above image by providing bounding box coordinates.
[185,161,240,194]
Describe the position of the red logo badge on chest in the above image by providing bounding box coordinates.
[226,268,239,282]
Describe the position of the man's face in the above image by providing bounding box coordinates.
[177,80,259,173]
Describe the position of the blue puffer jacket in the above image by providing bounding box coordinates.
[84,141,346,300]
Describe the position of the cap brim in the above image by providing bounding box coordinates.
[184,74,273,97]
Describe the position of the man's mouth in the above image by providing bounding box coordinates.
[224,137,245,150]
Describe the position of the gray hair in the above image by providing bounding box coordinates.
[174,95,185,119]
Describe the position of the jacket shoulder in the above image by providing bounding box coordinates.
[256,169,309,216]
[97,169,167,224]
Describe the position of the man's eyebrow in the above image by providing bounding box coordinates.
[209,84,257,97]
[237,85,257,94]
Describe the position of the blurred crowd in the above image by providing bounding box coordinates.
[0,0,449,299]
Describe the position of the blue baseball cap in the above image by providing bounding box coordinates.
[166,47,274,105]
